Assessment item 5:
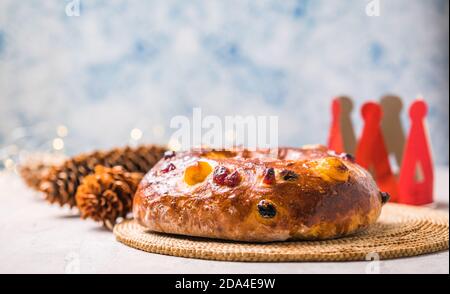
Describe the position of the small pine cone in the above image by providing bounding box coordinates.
[19,153,66,190]
[20,162,51,190]
[76,165,143,229]
[40,144,166,208]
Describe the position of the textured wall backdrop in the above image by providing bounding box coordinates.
[0,0,449,164]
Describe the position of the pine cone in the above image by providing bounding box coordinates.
[76,165,143,230]
[19,153,66,190]
[39,144,166,208]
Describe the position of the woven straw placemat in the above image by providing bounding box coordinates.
[114,203,449,262]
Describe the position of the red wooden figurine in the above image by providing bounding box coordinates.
[356,102,399,201]
[328,98,345,154]
[398,100,434,205]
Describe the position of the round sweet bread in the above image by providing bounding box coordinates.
[133,145,389,242]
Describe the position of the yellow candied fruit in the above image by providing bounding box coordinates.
[184,161,213,185]
[314,157,349,182]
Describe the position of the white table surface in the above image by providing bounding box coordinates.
[0,167,448,274]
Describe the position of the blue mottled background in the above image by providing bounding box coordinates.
[0,0,449,164]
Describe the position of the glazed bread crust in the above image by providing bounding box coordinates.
[133,146,384,242]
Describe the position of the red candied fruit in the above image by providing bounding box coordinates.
[213,166,241,187]
[224,171,241,187]
[262,167,275,185]
[213,166,229,185]
[161,163,176,173]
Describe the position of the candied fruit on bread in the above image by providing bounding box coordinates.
[133,145,388,242]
